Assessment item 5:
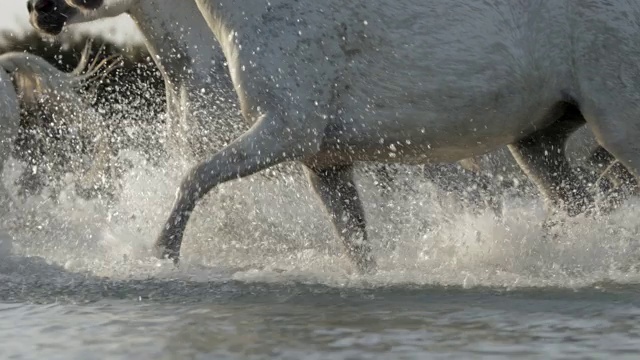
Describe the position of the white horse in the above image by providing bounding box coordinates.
[0,44,119,198]
[28,0,618,200]
[38,0,640,273]
[27,0,547,203]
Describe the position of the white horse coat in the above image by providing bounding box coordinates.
[37,0,640,272]
[28,0,487,190]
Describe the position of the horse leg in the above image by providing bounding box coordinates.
[508,106,593,216]
[586,146,638,211]
[581,106,640,204]
[153,111,323,262]
[606,162,638,193]
[304,163,375,273]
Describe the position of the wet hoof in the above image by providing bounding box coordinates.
[153,239,180,265]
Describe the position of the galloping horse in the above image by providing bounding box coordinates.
[34,0,640,273]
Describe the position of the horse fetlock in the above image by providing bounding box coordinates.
[345,244,375,274]
[154,226,183,263]
[344,236,376,274]
[153,242,180,265]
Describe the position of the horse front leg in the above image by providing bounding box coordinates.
[304,163,376,274]
[153,111,324,262]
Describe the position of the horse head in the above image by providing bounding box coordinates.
[27,0,78,35]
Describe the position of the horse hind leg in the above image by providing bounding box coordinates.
[508,104,593,217]
[584,146,638,211]
[580,98,640,205]
[304,163,376,274]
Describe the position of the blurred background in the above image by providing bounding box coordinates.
[1,1,167,200]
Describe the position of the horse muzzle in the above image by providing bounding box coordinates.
[27,0,74,35]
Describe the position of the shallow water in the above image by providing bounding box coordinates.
[3,272,640,359]
[2,151,640,359]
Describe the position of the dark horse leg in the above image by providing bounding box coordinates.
[508,104,593,217]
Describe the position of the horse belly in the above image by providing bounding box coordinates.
[316,0,571,163]
[324,99,558,165]
[332,57,564,163]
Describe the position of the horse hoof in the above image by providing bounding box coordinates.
[153,243,180,265]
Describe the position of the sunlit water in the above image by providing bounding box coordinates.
[2,146,640,359]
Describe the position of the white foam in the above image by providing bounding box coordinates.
[3,144,640,291]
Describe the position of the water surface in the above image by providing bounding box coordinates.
[2,154,640,359]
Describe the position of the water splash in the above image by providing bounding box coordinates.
[2,140,640,293]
